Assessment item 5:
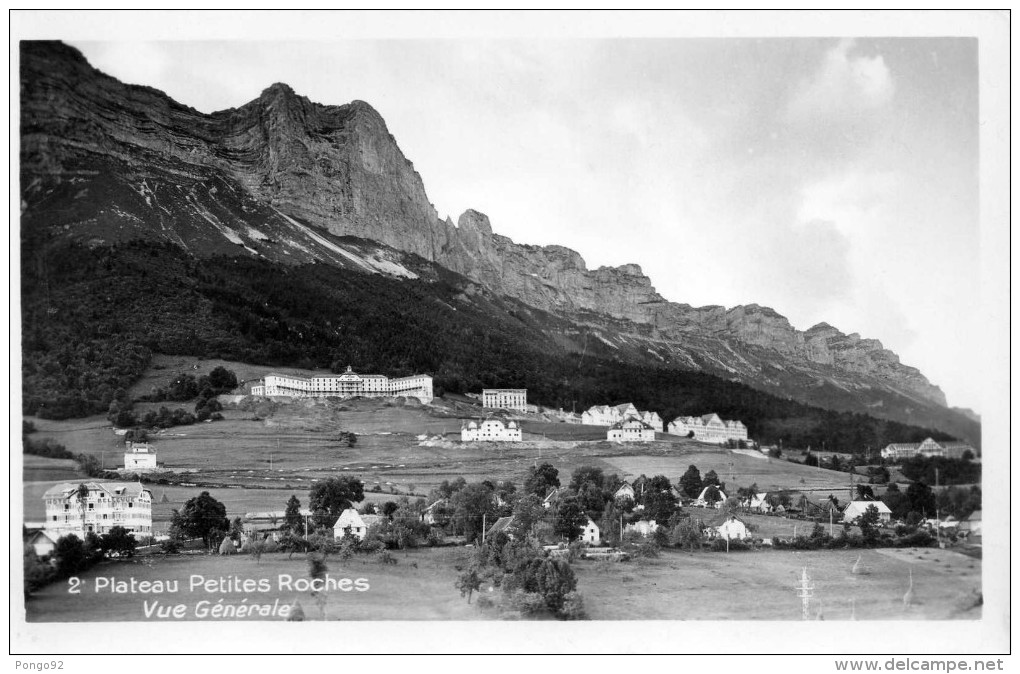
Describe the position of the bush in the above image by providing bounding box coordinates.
[504,589,547,617]
[896,530,935,548]
[377,550,398,565]
[560,591,587,620]
[475,594,496,611]
[710,538,749,552]
[23,437,74,460]
[24,550,57,596]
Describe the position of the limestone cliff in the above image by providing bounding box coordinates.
[20,40,963,435]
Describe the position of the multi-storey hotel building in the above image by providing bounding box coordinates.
[43,482,153,539]
[482,389,528,413]
[668,413,748,444]
[251,366,433,403]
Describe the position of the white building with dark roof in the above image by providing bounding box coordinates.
[123,442,157,472]
[43,482,152,539]
[251,365,432,403]
[461,419,522,442]
[607,418,657,442]
[333,508,368,540]
[581,403,662,431]
[668,413,748,444]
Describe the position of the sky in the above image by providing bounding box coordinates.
[37,23,992,412]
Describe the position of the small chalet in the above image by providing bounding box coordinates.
[487,516,515,540]
[26,529,58,558]
[580,517,600,545]
[624,520,659,537]
[614,484,636,502]
[841,500,892,524]
[960,510,982,537]
[692,486,727,508]
[332,508,368,540]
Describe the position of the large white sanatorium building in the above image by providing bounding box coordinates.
[482,389,528,412]
[461,419,523,442]
[581,403,663,432]
[668,413,748,444]
[43,482,153,539]
[880,437,976,461]
[251,366,433,403]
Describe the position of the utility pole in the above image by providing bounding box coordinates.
[482,512,486,543]
[797,567,815,621]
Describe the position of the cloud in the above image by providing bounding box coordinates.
[786,39,894,123]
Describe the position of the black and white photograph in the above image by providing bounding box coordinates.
[10,9,1011,660]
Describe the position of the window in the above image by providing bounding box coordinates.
[88,503,94,510]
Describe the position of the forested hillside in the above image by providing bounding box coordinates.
[21,239,955,453]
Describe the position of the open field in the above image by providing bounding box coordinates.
[23,454,80,482]
[23,545,980,622]
[24,547,482,622]
[574,547,981,621]
[601,451,856,494]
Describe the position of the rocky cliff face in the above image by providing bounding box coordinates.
[21,41,967,436]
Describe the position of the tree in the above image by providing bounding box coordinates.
[450,482,497,543]
[382,501,400,517]
[856,484,876,500]
[508,494,545,540]
[554,497,588,542]
[54,534,89,577]
[858,504,882,544]
[702,470,721,489]
[906,481,937,518]
[75,483,90,538]
[100,526,137,557]
[284,495,304,535]
[679,465,702,498]
[503,557,578,614]
[171,491,230,547]
[702,485,722,505]
[804,452,819,467]
[524,463,560,497]
[455,566,483,604]
[568,466,605,494]
[309,476,365,528]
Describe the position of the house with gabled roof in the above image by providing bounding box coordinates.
[487,516,515,540]
[841,500,892,524]
[692,485,727,508]
[333,508,368,540]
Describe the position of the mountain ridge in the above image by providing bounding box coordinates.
[19,40,977,444]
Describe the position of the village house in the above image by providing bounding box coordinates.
[741,492,774,514]
[420,499,451,526]
[624,519,659,537]
[880,437,976,461]
[26,529,58,558]
[692,486,727,508]
[333,508,368,540]
[461,418,522,442]
[607,417,657,442]
[43,481,153,539]
[542,487,566,510]
[841,500,892,524]
[123,441,158,472]
[486,516,515,540]
[614,483,636,502]
[481,389,528,413]
[251,365,433,403]
[960,510,982,538]
[667,413,748,444]
[581,403,663,431]
[580,517,600,545]
[701,512,748,541]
